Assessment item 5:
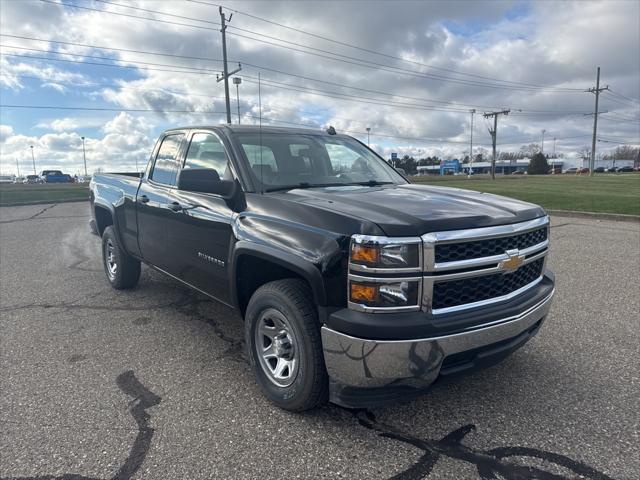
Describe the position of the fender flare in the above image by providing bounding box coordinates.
[230,240,328,308]
[93,199,127,248]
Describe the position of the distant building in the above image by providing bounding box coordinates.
[416,158,565,175]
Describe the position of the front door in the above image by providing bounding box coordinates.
[163,131,236,304]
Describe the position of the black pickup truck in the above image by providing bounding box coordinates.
[90,125,554,411]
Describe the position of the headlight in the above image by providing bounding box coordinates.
[348,235,422,312]
[349,278,421,309]
[350,235,421,271]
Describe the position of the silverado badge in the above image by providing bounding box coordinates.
[499,250,525,274]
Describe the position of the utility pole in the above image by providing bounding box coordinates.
[587,67,609,176]
[366,127,371,145]
[483,109,510,180]
[469,109,475,176]
[81,136,87,176]
[30,145,36,175]
[216,7,241,124]
[233,77,242,124]
[15,158,20,177]
[552,137,557,174]
[541,129,546,153]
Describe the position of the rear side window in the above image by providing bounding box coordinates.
[151,134,184,186]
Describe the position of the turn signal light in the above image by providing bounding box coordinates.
[351,244,379,265]
[350,283,378,302]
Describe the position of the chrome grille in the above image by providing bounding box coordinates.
[435,227,547,263]
[423,216,550,314]
[432,258,544,310]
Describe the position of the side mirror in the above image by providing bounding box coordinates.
[178,168,234,196]
[177,168,246,211]
[395,167,407,176]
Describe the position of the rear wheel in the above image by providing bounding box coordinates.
[245,279,328,411]
[101,226,140,289]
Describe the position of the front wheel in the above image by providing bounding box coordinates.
[101,226,140,290]
[245,279,328,411]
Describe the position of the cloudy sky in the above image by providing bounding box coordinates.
[1,0,639,175]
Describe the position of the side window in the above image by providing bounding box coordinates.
[184,133,228,175]
[150,134,184,186]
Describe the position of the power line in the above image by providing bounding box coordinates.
[1,34,592,114]
[0,103,493,146]
[44,0,584,93]
[188,0,585,92]
[0,36,511,111]
[607,88,640,104]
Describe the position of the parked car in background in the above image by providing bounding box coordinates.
[0,175,15,184]
[23,175,41,184]
[511,169,526,175]
[578,167,590,174]
[606,166,618,173]
[13,176,25,184]
[40,170,74,183]
[618,166,634,173]
[594,167,606,173]
[563,167,578,174]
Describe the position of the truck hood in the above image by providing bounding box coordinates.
[273,183,546,236]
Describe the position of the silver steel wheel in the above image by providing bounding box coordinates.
[255,308,299,387]
[105,239,118,280]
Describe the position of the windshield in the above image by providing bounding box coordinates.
[235,133,406,191]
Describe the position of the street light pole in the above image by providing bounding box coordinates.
[469,109,475,177]
[30,145,36,175]
[81,136,87,176]
[541,129,546,154]
[233,77,242,124]
[366,127,371,146]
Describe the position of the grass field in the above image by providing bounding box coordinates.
[411,174,640,216]
[0,183,90,206]
[1,174,638,216]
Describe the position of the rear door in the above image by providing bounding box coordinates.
[136,132,186,270]
[163,130,237,304]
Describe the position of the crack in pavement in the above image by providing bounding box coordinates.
[348,409,618,480]
[0,204,59,224]
[0,371,162,480]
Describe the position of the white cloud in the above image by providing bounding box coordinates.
[0,125,14,143]
[0,0,638,173]
[37,118,79,132]
[0,113,155,175]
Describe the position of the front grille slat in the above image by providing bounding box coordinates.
[435,227,547,263]
[432,258,544,310]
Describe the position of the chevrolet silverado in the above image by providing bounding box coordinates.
[89,125,554,411]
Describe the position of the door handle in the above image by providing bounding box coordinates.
[139,195,149,204]
[167,201,183,212]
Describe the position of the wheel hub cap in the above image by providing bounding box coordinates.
[255,308,299,387]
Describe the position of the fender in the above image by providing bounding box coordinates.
[230,240,328,308]
[93,195,135,259]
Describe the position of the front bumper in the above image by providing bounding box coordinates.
[321,287,554,408]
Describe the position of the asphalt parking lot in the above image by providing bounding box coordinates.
[1,202,638,480]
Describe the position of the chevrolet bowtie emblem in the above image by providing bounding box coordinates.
[499,250,525,273]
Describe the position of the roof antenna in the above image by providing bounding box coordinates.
[326,125,336,135]
[259,71,263,194]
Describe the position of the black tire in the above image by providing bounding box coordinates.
[245,279,329,411]
[101,225,141,290]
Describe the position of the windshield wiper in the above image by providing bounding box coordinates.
[351,180,394,186]
[265,182,328,192]
[265,180,394,192]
